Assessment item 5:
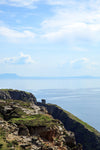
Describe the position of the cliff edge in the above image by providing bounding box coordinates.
[0,89,82,150]
[37,102,100,150]
[0,89,100,150]
[0,89,36,103]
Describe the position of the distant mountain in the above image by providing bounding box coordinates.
[0,73,100,79]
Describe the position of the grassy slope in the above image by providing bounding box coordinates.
[47,104,100,136]
[9,114,57,127]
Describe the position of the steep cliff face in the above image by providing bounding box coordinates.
[0,89,36,103]
[0,90,82,150]
[37,103,100,150]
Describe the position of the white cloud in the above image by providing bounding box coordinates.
[19,52,35,64]
[70,58,97,70]
[41,0,100,43]
[1,0,100,43]
[47,0,100,11]
[0,53,35,64]
[0,57,17,64]
[42,23,95,43]
[71,57,89,65]
[0,0,39,8]
[0,26,35,41]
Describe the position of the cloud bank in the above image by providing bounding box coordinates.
[0,26,35,40]
[70,57,98,70]
[0,53,35,64]
[1,0,100,44]
[41,0,100,43]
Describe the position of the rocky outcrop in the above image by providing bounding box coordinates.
[0,97,82,150]
[37,103,100,150]
[0,100,47,121]
[0,118,82,150]
[0,89,36,103]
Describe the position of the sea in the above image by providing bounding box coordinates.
[0,78,100,132]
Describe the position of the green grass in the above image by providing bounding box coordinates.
[0,89,31,95]
[0,138,7,150]
[14,100,31,108]
[9,114,57,127]
[47,104,100,135]
[0,131,23,150]
[0,99,30,108]
[0,138,21,150]
[63,109,100,135]
[0,128,8,150]
[0,89,14,95]
[0,89,14,91]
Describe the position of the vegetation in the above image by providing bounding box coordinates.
[13,100,31,108]
[0,144,3,149]
[0,89,28,93]
[0,128,24,150]
[0,89,99,150]
[0,89,36,103]
[47,104,100,135]
[0,129,10,150]
[0,89,33,98]
[63,109,100,135]
[9,114,57,127]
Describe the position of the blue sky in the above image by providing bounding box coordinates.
[0,0,100,77]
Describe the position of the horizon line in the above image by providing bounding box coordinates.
[0,73,100,79]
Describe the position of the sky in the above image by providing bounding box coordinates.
[0,0,100,77]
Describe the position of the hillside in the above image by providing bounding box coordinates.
[0,89,82,150]
[37,103,100,150]
[0,89,100,150]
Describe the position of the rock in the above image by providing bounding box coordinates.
[0,90,11,99]
[64,133,76,148]
[0,89,37,103]
[18,125,30,136]
[20,144,31,149]
[32,136,38,144]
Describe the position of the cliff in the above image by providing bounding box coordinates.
[0,89,100,150]
[37,102,100,150]
[0,89,36,103]
[0,89,82,150]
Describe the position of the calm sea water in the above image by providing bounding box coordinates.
[0,79,100,131]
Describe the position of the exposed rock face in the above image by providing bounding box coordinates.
[0,93,82,150]
[0,89,36,103]
[0,90,10,99]
[37,103,100,150]
[0,117,82,150]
